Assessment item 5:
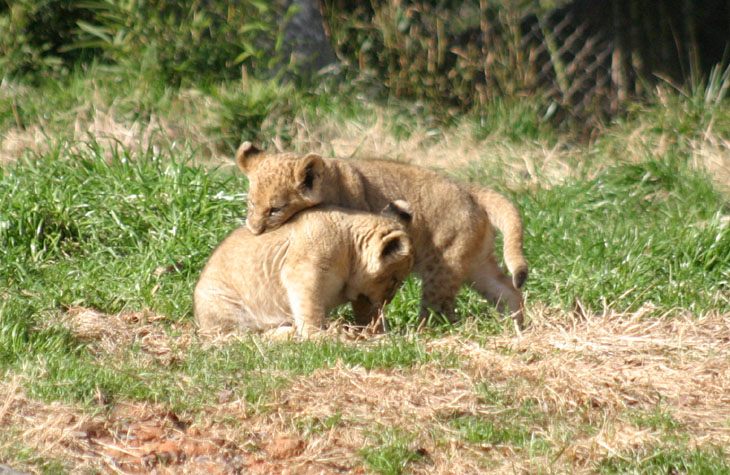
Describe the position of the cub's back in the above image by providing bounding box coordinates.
[193,224,293,332]
[338,158,487,251]
[344,158,481,218]
[195,207,345,295]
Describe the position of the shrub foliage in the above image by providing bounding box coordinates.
[0,0,287,82]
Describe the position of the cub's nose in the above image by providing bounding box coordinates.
[246,218,265,235]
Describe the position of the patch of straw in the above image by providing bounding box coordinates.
[285,110,582,191]
[5,303,730,473]
[62,307,192,366]
[437,304,730,445]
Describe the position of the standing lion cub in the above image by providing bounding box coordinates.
[194,202,414,337]
[235,142,528,328]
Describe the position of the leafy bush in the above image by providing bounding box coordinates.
[205,78,300,148]
[0,0,94,78]
[1,0,289,82]
[70,0,290,84]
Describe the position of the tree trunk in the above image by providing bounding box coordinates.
[282,0,337,78]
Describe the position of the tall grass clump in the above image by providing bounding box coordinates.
[322,1,537,112]
[0,140,247,320]
[612,63,730,146]
[521,153,729,315]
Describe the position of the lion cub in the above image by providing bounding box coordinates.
[235,142,528,328]
[194,202,414,337]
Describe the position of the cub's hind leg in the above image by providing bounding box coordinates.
[417,261,463,323]
[194,290,251,336]
[468,252,524,329]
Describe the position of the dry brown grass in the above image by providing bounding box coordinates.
[0,87,221,166]
[465,304,730,419]
[0,378,250,473]
[282,110,583,191]
[0,108,179,165]
[444,305,730,470]
[3,305,729,473]
[0,125,48,165]
[62,307,194,367]
[690,135,730,194]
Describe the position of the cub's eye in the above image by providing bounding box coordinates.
[268,206,282,217]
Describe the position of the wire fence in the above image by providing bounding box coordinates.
[325,0,730,125]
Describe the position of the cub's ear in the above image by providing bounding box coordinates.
[381,200,412,225]
[235,141,264,174]
[365,229,413,275]
[379,230,412,262]
[296,153,324,192]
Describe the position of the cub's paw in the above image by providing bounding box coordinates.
[295,321,328,340]
[264,325,296,341]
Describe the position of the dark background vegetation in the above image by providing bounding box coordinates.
[3,0,729,128]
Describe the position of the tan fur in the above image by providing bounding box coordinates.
[194,202,414,337]
[236,142,528,328]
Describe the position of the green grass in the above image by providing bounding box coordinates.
[527,164,728,313]
[629,406,682,433]
[451,413,543,448]
[599,445,730,474]
[461,150,730,316]
[360,426,427,475]
[0,434,67,475]
[1,141,243,319]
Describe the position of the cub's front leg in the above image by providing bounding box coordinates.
[281,265,342,338]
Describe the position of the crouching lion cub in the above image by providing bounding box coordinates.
[235,142,528,328]
[194,202,414,338]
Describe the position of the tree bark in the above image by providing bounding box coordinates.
[282,0,337,78]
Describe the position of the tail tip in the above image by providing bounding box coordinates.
[513,267,528,289]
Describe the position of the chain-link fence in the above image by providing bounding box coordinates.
[324,0,730,125]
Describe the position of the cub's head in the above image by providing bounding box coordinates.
[349,201,415,309]
[236,142,324,235]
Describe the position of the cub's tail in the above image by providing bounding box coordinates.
[466,185,528,289]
